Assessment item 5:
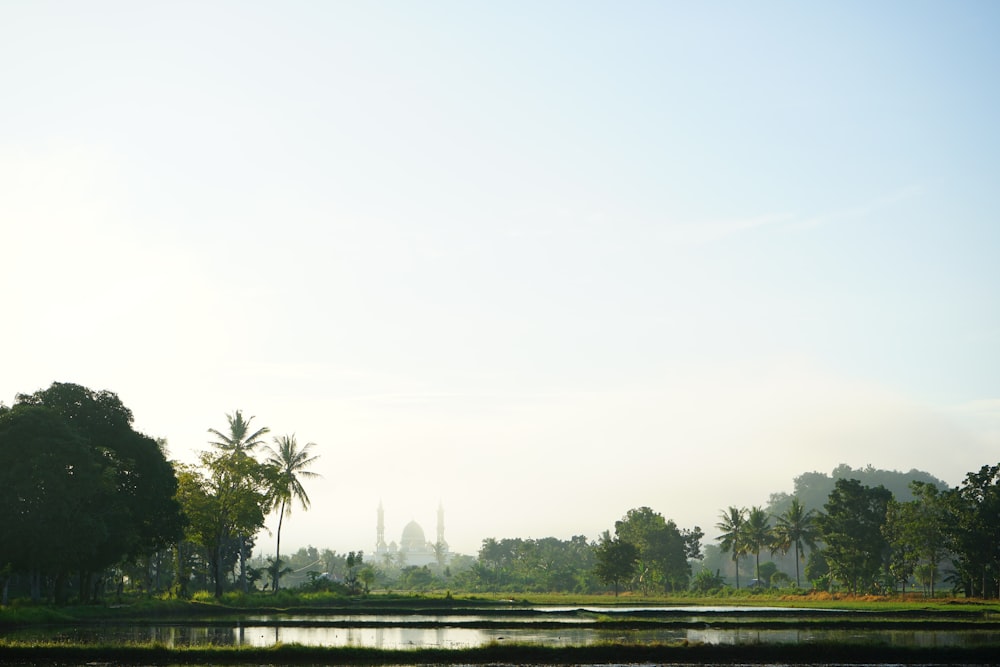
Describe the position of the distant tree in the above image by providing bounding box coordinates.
[884,482,949,594]
[479,538,512,592]
[770,570,793,588]
[716,506,748,589]
[805,548,831,590]
[432,541,448,570]
[262,434,320,592]
[614,507,663,593]
[594,530,638,596]
[772,498,818,587]
[359,565,376,593]
[743,506,773,584]
[816,478,892,594]
[756,560,779,587]
[345,551,364,594]
[614,507,699,593]
[772,465,948,520]
[689,568,725,594]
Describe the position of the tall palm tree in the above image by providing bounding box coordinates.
[772,498,818,587]
[716,506,748,589]
[263,434,320,592]
[207,410,270,593]
[744,506,773,585]
[208,410,270,455]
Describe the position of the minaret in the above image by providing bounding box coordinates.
[376,500,387,551]
[436,501,447,549]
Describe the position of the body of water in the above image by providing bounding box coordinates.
[7,623,1000,649]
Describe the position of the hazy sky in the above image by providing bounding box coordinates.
[2,1,999,558]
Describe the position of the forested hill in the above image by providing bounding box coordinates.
[766,464,948,518]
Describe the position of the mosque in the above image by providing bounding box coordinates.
[375,501,450,567]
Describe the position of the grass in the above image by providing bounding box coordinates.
[3,589,1000,626]
[1,639,1000,665]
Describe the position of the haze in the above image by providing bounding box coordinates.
[2,1,998,558]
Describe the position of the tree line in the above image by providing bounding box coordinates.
[4,382,1000,602]
[0,383,319,603]
[707,472,1000,598]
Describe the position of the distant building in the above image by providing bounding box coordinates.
[375,501,450,567]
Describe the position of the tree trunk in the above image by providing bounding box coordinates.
[239,534,248,593]
[30,571,41,603]
[794,543,801,587]
[54,570,68,606]
[213,543,224,598]
[274,499,286,593]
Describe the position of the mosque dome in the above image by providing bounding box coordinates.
[401,520,427,550]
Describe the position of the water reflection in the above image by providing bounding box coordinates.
[9,623,1000,649]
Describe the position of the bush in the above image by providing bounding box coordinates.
[689,569,726,594]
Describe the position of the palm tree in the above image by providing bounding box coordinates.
[208,410,270,455]
[744,506,773,585]
[772,498,818,587]
[263,434,320,592]
[716,506,748,589]
[207,410,271,593]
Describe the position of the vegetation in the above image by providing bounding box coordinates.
[2,640,999,667]
[6,381,1000,604]
[262,434,320,592]
[0,383,183,605]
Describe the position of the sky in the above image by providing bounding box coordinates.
[2,1,999,559]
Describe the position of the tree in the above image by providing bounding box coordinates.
[816,478,892,594]
[13,383,183,603]
[0,405,108,603]
[207,410,271,593]
[177,451,271,598]
[479,538,511,592]
[613,507,700,593]
[208,410,270,455]
[942,464,1000,598]
[716,506,748,589]
[614,507,664,593]
[772,498,818,587]
[594,530,638,596]
[743,506,773,585]
[262,434,320,592]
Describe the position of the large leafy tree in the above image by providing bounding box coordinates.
[884,481,950,595]
[816,478,892,594]
[716,506,748,589]
[594,530,638,596]
[943,464,1000,598]
[614,507,701,593]
[0,405,108,603]
[13,383,183,603]
[262,434,320,592]
[772,498,818,587]
[177,451,272,598]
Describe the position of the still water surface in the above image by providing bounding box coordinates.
[8,623,1000,649]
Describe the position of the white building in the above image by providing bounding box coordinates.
[375,501,450,567]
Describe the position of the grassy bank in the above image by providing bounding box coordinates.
[1,640,999,665]
[3,590,1000,626]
